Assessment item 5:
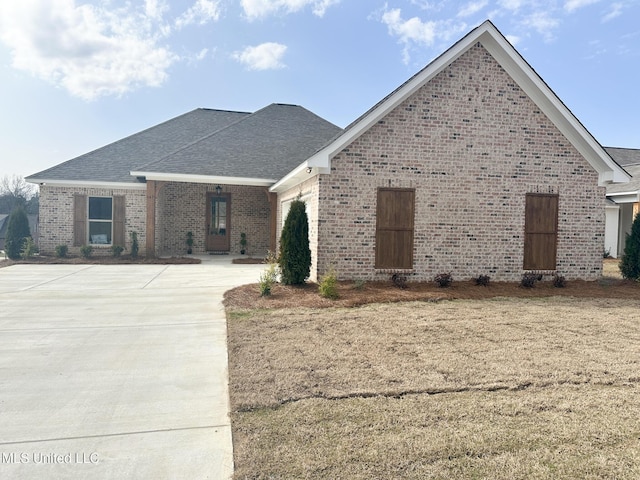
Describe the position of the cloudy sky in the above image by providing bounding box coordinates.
[0,0,638,179]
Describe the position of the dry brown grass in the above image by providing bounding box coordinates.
[226,262,640,479]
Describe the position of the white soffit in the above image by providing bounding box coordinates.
[130,171,275,187]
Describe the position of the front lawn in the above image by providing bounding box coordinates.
[226,293,640,479]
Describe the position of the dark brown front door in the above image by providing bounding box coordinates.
[206,192,230,251]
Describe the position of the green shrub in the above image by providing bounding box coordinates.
[130,231,139,259]
[4,207,30,260]
[80,245,93,258]
[521,272,540,288]
[259,262,279,297]
[434,272,453,288]
[391,273,407,289]
[318,268,339,300]
[55,244,68,258]
[279,199,311,285]
[21,236,38,259]
[111,245,124,257]
[553,274,566,288]
[474,274,491,286]
[620,213,640,280]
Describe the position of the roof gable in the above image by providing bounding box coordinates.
[131,104,342,185]
[271,20,630,192]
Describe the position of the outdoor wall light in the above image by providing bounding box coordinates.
[306,167,312,174]
[215,185,222,195]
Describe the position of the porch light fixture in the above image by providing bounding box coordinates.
[215,185,222,195]
[306,167,312,174]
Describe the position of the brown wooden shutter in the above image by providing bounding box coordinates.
[523,193,558,270]
[73,194,87,246]
[113,195,126,246]
[375,188,415,269]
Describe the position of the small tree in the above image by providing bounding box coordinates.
[620,213,640,280]
[4,207,30,260]
[279,199,311,285]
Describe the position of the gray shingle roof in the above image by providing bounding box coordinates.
[604,147,640,167]
[604,147,640,196]
[26,109,250,184]
[134,104,342,180]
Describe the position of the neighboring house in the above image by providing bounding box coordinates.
[604,147,640,258]
[27,20,629,281]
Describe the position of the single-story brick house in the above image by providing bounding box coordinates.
[604,147,640,258]
[27,20,630,281]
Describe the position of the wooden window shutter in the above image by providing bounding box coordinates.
[73,194,87,246]
[523,193,558,270]
[375,188,415,269]
[113,195,126,246]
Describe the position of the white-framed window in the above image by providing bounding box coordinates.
[88,196,113,245]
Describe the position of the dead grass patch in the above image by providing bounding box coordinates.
[228,296,640,479]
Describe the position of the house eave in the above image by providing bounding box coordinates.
[269,163,326,193]
[25,178,147,190]
[130,171,276,186]
[607,191,640,204]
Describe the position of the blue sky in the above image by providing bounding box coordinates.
[0,0,638,180]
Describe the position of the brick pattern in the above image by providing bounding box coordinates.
[38,186,146,256]
[157,182,271,256]
[313,43,605,282]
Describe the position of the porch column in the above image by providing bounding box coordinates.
[146,180,165,257]
[265,189,278,253]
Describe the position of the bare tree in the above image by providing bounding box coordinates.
[0,175,37,213]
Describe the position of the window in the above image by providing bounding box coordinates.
[523,193,558,270]
[375,188,415,269]
[73,195,125,247]
[88,197,113,244]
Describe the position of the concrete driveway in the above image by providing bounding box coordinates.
[0,257,263,479]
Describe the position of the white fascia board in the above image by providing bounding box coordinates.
[269,163,324,193]
[607,192,640,203]
[130,171,275,186]
[25,178,147,190]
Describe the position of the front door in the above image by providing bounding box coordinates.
[206,192,230,251]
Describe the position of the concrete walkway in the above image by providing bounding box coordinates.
[0,256,263,479]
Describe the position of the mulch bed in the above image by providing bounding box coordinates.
[0,255,201,268]
[224,276,639,310]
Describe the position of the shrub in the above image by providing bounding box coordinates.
[80,245,93,258]
[55,244,68,258]
[4,207,30,260]
[391,273,407,289]
[111,245,124,257]
[130,231,139,259]
[620,213,640,280]
[474,274,491,286]
[434,272,453,288]
[352,279,366,290]
[553,274,566,288]
[21,236,38,259]
[259,263,278,297]
[279,198,311,285]
[318,268,339,300]
[521,272,540,288]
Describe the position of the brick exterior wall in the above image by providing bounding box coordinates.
[157,182,271,256]
[38,185,146,256]
[313,43,606,282]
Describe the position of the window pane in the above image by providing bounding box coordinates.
[89,197,113,220]
[89,222,112,244]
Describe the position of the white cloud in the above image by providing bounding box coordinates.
[233,42,287,70]
[145,0,169,20]
[564,0,600,13]
[520,11,561,41]
[0,0,177,100]
[380,7,467,64]
[602,2,623,22]
[241,0,339,20]
[498,0,524,10]
[457,0,488,18]
[175,0,222,29]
